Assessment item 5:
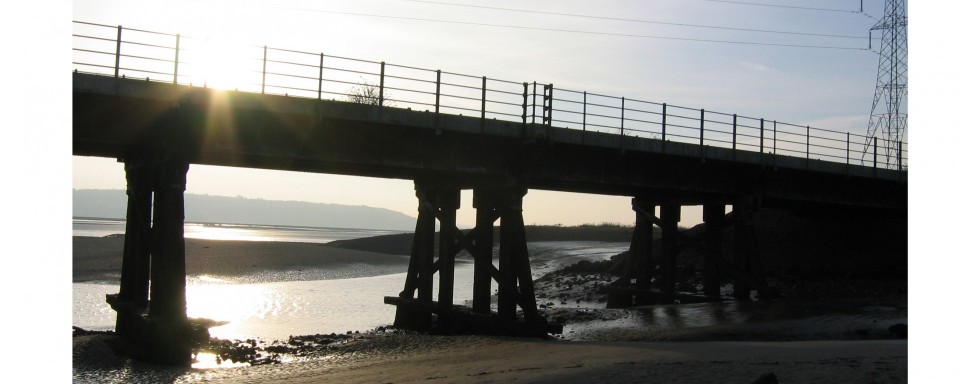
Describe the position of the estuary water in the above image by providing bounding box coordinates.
[72,218,626,342]
[73,217,404,244]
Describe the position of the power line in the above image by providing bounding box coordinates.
[697,0,861,13]
[399,0,865,39]
[274,7,868,50]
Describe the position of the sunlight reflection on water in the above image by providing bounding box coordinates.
[73,218,406,244]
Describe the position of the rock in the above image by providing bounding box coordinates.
[888,323,907,339]
[752,372,779,384]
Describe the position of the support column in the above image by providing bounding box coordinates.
[702,203,725,298]
[659,204,681,296]
[608,198,654,308]
[388,184,558,336]
[472,191,496,314]
[497,191,521,322]
[396,185,438,330]
[394,186,434,329]
[512,210,540,324]
[113,162,153,337]
[633,200,655,292]
[436,189,461,309]
[733,196,757,301]
[108,159,196,365]
[492,186,543,325]
[148,161,189,323]
[415,187,437,331]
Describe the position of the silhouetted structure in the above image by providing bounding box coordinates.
[73,23,907,362]
[864,0,908,169]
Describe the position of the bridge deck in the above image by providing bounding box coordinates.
[73,73,906,211]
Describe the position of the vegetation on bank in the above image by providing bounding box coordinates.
[324,224,650,255]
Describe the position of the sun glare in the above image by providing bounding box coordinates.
[186,279,275,330]
[192,36,261,91]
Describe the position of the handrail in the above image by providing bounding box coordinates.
[71,21,908,173]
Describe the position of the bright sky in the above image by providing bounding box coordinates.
[70,0,906,228]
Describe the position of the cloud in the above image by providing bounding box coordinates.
[737,61,774,73]
[805,114,870,133]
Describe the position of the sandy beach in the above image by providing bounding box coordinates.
[72,235,908,383]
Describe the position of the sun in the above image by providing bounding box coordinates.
[183,34,263,91]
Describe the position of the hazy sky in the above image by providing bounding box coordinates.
[72,0,897,228]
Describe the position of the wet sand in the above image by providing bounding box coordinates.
[74,333,906,383]
[232,338,907,383]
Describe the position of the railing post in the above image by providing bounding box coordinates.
[873,137,878,170]
[173,34,180,85]
[435,69,441,113]
[884,139,890,169]
[760,118,765,155]
[522,82,529,124]
[114,25,123,78]
[379,61,386,107]
[481,76,487,122]
[773,120,778,168]
[846,132,850,167]
[532,81,538,124]
[261,45,267,94]
[732,114,738,151]
[620,97,625,136]
[661,103,667,151]
[318,53,324,99]
[699,109,705,146]
[581,91,587,131]
[544,84,553,127]
[806,125,810,161]
[897,140,903,171]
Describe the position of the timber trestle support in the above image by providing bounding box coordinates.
[607,196,770,308]
[105,157,209,366]
[387,183,561,337]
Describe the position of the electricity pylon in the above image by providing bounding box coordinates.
[864,0,907,170]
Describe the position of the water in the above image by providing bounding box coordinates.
[72,219,625,341]
[73,217,404,244]
[74,266,479,341]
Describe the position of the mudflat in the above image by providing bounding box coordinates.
[72,235,408,282]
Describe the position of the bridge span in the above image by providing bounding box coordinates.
[73,22,906,365]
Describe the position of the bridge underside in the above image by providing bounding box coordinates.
[74,73,907,364]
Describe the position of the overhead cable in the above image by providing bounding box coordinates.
[274,7,867,50]
[400,0,865,39]
[697,0,860,13]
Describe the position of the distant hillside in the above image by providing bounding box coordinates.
[327,224,641,255]
[73,189,417,231]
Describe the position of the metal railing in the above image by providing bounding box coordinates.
[72,21,907,173]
